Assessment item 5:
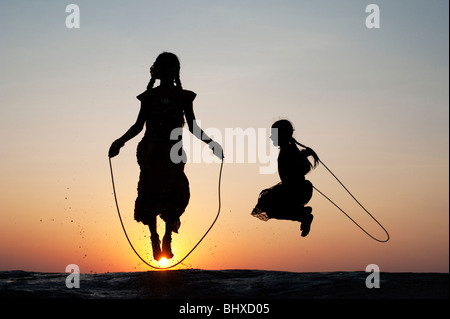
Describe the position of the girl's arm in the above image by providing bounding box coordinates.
[108,106,146,157]
[301,146,320,169]
[293,139,320,169]
[184,101,223,158]
[184,101,211,142]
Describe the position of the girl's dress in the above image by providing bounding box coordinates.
[134,86,196,232]
[252,143,313,221]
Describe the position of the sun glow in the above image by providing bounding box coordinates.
[159,257,169,267]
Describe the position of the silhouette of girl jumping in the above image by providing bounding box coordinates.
[109,52,223,261]
[251,120,319,237]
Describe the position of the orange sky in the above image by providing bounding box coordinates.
[0,1,448,274]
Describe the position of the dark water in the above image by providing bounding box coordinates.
[0,269,448,299]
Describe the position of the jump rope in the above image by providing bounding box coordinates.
[109,156,223,270]
[295,141,390,244]
[109,142,389,270]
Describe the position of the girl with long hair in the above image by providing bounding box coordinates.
[109,52,223,261]
[251,119,319,237]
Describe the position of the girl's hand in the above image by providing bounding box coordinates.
[108,140,123,158]
[208,141,224,159]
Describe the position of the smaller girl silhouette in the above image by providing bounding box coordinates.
[251,120,319,237]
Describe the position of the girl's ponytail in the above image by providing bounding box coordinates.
[293,138,320,170]
[175,75,183,90]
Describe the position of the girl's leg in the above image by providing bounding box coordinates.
[273,207,310,223]
[162,220,174,259]
[274,213,302,222]
[273,206,314,237]
[148,216,162,261]
[300,207,313,237]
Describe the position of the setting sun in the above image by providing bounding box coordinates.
[159,258,169,268]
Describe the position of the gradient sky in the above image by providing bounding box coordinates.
[0,0,448,274]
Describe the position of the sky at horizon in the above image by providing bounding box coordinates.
[0,0,448,274]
